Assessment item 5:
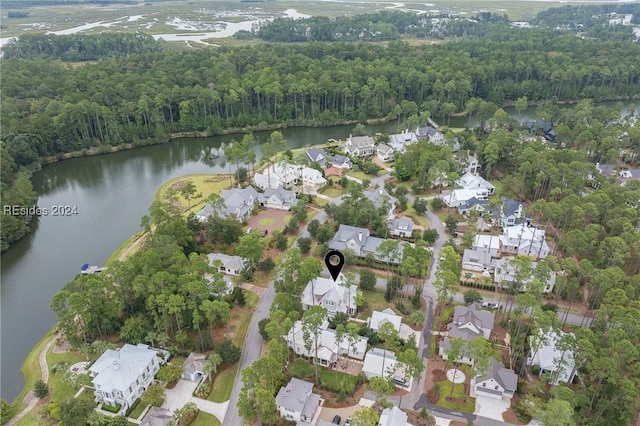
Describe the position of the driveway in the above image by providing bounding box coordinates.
[317,404,360,425]
[161,379,198,412]
[474,395,510,421]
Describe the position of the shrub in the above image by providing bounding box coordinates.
[258,257,275,271]
[102,403,121,413]
[215,339,241,364]
[34,380,48,399]
[531,365,541,375]
[195,381,211,398]
[396,302,409,315]
[297,237,312,254]
[541,303,557,312]
[258,318,270,340]
[359,269,376,290]
[430,198,445,210]
[463,290,483,305]
[275,232,288,250]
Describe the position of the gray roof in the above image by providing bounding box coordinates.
[331,154,352,166]
[454,304,495,331]
[379,406,408,426]
[207,253,247,271]
[140,407,173,426]
[89,344,156,394]
[462,249,496,268]
[391,217,414,233]
[182,352,206,375]
[276,378,316,413]
[364,189,398,210]
[219,185,259,218]
[502,198,523,218]
[377,143,394,154]
[331,224,371,248]
[459,197,489,210]
[306,148,327,165]
[348,136,375,148]
[416,126,439,138]
[477,358,518,392]
[261,187,297,204]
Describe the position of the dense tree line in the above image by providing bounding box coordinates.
[3,29,640,168]
[0,145,37,251]
[532,3,640,29]
[2,33,166,61]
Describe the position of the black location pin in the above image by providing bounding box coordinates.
[324,250,345,282]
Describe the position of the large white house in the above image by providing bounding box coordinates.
[441,188,490,208]
[388,132,418,153]
[276,378,323,425]
[378,406,413,426]
[301,274,358,317]
[494,258,556,293]
[254,163,302,190]
[456,171,495,194]
[259,187,297,210]
[343,135,375,157]
[527,329,577,385]
[196,186,259,222]
[500,224,550,259]
[285,320,368,365]
[89,344,161,412]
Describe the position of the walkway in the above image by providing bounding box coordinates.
[161,379,228,423]
[7,336,56,426]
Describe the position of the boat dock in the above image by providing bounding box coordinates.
[81,264,106,275]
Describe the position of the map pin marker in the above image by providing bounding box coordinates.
[324,250,345,282]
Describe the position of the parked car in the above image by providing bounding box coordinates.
[482,301,499,309]
[332,414,342,424]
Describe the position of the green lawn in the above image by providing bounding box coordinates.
[191,411,221,426]
[356,289,388,320]
[492,345,505,364]
[434,305,456,328]
[437,379,475,413]
[13,328,55,414]
[401,207,430,227]
[154,174,231,213]
[321,187,343,198]
[429,335,438,358]
[258,217,275,226]
[232,291,259,347]
[47,349,94,402]
[347,170,371,181]
[209,364,238,403]
[290,360,358,394]
[315,197,329,206]
[127,399,148,420]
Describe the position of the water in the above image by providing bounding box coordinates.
[0,121,396,402]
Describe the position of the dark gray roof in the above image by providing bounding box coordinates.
[332,224,370,248]
[331,154,351,165]
[459,197,489,210]
[454,304,495,331]
[477,358,518,392]
[306,148,327,165]
[364,189,398,209]
[391,218,414,233]
[276,378,315,413]
[503,198,523,218]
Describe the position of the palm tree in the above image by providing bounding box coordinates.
[204,353,222,383]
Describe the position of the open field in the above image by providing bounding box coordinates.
[0,0,619,48]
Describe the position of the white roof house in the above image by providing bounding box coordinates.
[368,308,402,333]
[344,135,375,157]
[89,344,161,412]
[456,171,495,194]
[441,188,490,208]
[254,163,302,190]
[285,320,368,364]
[472,234,501,257]
[362,348,411,388]
[207,253,248,276]
[276,378,323,425]
[494,258,556,293]
[301,274,358,317]
[259,187,297,210]
[500,224,550,259]
[527,329,576,385]
[388,132,418,153]
[379,406,413,426]
[301,167,327,186]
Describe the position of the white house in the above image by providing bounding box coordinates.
[471,357,518,400]
[362,348,410,388]
[276,378,323,425]
[442,189,490,208]
[376,143,395,162]
[301,274,358,317]
[89,344,161,412]
[388,132,418,153]
[206,274,234,296]
[457,197,489,217]
[500,224,550,259]
[472,234,501,257]
[285,320,368,365]
[439,304,494,366]
[462,248,499,273]
[258,187,297,210]
[495,198,527,228]
[456,171,495,195]
[344,135,375,157]
[196,186,259,222]
[368,308,402,333]
[254,163,302,190]
[364,188,398,220]
[527,329,576,385]
[301,167,327,187]
[494,258,556,293]
[416,126,445,145]
[182,352,206,382]
[207,253,248,276]
[389,217,414,238]
[378,406,413,426]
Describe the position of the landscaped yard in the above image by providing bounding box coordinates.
[437,379,475,413]
[401,207,430,227]
[314,196,329,206]
[127,399,148,420]
[191,411,221,426]
[47,349,96,402]
[258,217,275,226]
[209,364,238,403]
[289,360,358,394]
[321,187,343,198]
[355,289,388,320]
[155,174,231,213]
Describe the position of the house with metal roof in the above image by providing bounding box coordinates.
[389,217,414,238]
[330,154,353,169]
[343,136,375,157]
[388,132,418,153]
[301,274,358,317]
[328,225,405,264]
[207,253,248,276]
[285,320,368,365]
[368,309,402,333]
[306,148,328,167]
[378,406,413,426]
[89,344,161,413]
[376,143,395,162]
[527,329,576,385]
[362,348,411,388]
[439,304,495,366]
[276,378,323,425]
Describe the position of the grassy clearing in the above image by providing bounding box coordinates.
[314,197,329,207]
[13,328,55,412]
[209,364,239,403]
[289,360,358,394]
[192,411,222,426]
[128,399,148,420]
[356,289,388,320]
[47,350,93,402]
[401,207,430,228]
[348,170,372,181]
[232,291,259,347]
[320,187,343,198]
[155,174,231,213]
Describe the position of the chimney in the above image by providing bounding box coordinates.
[358,232,363,242]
